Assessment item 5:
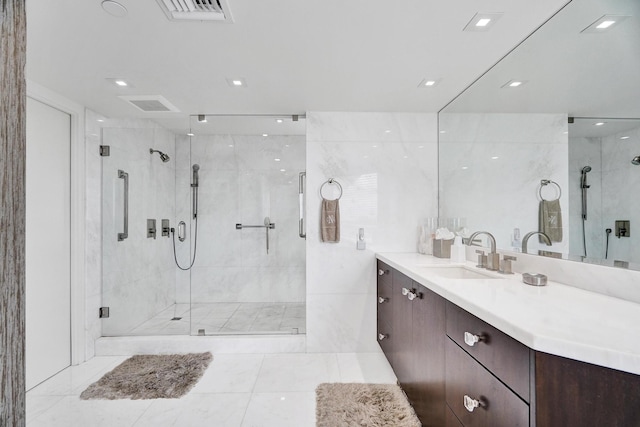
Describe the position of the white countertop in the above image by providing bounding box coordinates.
[377,252,640,376]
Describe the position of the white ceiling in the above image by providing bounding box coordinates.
[442,0,640,119]
[26,0,570,134]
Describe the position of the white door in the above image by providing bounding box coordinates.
[25,97,71,390]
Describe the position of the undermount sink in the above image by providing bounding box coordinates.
[415,265,502,280]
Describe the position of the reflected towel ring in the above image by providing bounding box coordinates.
[320,178,343,200]
[539,179,561,201]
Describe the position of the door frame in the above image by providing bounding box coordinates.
[27,80,86,365]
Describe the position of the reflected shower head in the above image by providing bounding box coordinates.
[581,166,592,173]
[150,148,170,163]
[632,156,640,165]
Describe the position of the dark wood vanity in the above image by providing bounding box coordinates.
[377,260,640,427]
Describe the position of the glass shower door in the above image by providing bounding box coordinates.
[101,127,185,336]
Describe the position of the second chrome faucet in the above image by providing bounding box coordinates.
[466,231,499,271]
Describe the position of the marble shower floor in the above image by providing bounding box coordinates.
[26,351,397,426]
[127,302,306,336]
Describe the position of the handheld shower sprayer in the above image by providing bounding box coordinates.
[192,164,200,188]
[580,165,592,189]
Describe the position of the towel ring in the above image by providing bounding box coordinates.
[320,178,343,200]
[539,179,561,201]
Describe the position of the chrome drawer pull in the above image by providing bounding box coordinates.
[378,297,388,304]
[463,395,485,412]
[407,290,418,301]
[464,331,483,347]
[378,333,388,341]
[401,287,410,296]
[378,269,389,276]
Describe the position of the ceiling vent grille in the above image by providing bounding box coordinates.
[118,95,180,113]
[157,0,233,22]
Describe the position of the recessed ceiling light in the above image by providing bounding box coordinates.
[276,119,283,123]
[280,169,286,172]
[101,0,127,18]
[262,133,268,137]
[439,130,446,134]
[187,132,194,136]
[97,119,104,123]
[418,78,440,88]
[372,145,377,148]
[491,156,499,160]
[274,158,281,162]
[581,15,630,33]
[226,78,247,87]
[385,130,392,133]
[462,166,469,170]
[115,80,128,87]
[501,79,528,88]
[463,12,503,32]
[228,144,234,147]
[594,122,606,126]
[621,136,630,140]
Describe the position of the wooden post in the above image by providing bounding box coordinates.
[0,0,26,425]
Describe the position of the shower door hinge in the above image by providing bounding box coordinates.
[99,307,110,318]
[100,145,110,156]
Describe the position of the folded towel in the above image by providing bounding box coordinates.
[321,198,340,243]
[539,199,562,242]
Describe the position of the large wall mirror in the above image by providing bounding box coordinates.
[439,0,640,269]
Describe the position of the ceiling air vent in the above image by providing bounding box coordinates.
[118,95,180,113]
[157,0,233,22]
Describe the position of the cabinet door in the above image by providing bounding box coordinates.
[391,271,413,385]
[410,284,446,426]
[376,261,393,357]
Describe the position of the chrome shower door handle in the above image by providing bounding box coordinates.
[117,170,128,241]
[299,171,306,239]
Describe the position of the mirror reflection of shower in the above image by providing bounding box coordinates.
[171,163,200,270]
[580,165,592,256]
[149,148,170,162]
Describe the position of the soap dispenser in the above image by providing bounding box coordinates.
[450,235,466,263]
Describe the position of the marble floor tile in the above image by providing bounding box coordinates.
[336,352,397,383]
[26,351,392,427]
[190,354,264,393]
[253,353,340,392]
[132,393,251,427]
[241,392,316,427]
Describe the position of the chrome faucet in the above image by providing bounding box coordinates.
[467,231,499,271]
[521,231,552,254]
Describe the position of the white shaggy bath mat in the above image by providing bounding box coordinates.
[316,383,421,427]
[80,352,213,400]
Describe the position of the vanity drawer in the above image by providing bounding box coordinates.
[446,338,529,427]
[446,301,530,402]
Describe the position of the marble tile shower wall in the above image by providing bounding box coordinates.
[439,113,568,254]
[306,112,438,353]
[174,134,306,305]
[570,124,640,264]
[568,136,603,258]
[85,110,177,349]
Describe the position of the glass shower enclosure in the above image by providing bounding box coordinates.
[101,115,306,336]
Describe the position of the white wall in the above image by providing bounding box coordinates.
[305,112,438,353]
[174,134,306,305]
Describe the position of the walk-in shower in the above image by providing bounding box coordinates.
[580,165,591,256]
[101,116,306,337]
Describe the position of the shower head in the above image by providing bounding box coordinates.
[192,164,200,172]
[632,156,640,165]
[192,164,200,188]
[150,148,170,163]
[581,166,592,173]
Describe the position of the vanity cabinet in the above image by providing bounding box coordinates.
[376,261,445,426]
[376,261,640,427]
